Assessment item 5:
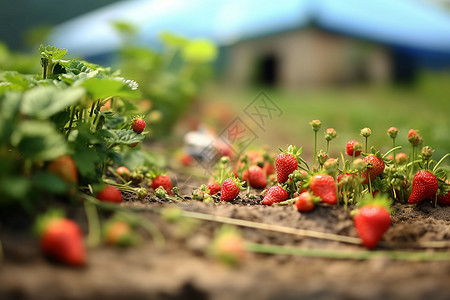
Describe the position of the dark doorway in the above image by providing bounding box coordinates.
[254,53,279,86]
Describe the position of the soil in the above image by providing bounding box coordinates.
[1,171,450,300]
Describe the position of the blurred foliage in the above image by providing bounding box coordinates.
[0,45,148,211]
[0,42,41,74]
[112,22,217,137]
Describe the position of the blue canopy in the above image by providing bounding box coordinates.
[49,0,450,60]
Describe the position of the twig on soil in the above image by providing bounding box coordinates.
[177,210,362,245]
[246,242,450,261]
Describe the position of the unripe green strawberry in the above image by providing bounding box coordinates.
[116,166,130,179]
[387,127,399,139]
[354,204,391,249]
[408,170,438,204]
[395,152,408,164]
[310,174,337,205]
[96,185,123,203]
[262,185,288,206]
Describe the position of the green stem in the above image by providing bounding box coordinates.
[365,136,368,153]
[245,243,450,261]
[84,200,101,248]
[433,153,450,172]
[393,138,397,167]
[66,107,77,138]
[326,140,330,154]
[313,131,317,169]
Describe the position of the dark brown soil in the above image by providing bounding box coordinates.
[1,173,449,300]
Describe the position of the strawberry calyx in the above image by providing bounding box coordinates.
[355,193,392,212]
[34,209,65,237]
[278,145,309,171]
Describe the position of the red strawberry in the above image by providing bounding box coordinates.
[128,142,139,148]
[207,181,221,195]
[41,218,86,266]
[47,155,78,184]
[96,185,123,203]
[116,166,130,179]
[395,152,408,164]
[243,165,267,189]
[408,170,438,204]
[264,162,275,176]
[437,180,450,206]
[354,204,391,249]
[346,140,362,157]
[151,175,173,195]
[276,153,297,183]
[310,174,337,205]
[361,154,385,184]
[132,118,146,134]
[295,191,315,212]
[262,185,288,206]
[220,178,241,202]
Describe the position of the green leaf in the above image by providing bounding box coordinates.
[0,71,35,91]
[105,129,145,146]
[182,39,217,63]
[81,77,140,99]
[0,176,31,200]
[21,86,85,118]
[10,120,67,161]
[159,31,189,47]
[32,172,68,194]
[39,45,67,60]
[72,146,100,178]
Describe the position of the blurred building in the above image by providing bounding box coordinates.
[48,0,450,87]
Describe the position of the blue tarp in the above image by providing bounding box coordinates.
[49,0,450,60]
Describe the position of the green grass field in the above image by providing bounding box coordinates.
[201,73,450,166]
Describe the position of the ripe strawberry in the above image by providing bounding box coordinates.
[243,165,267,189]
[151,175,173,195]
[132,118,146,134]
[116,166,130,179]
[207,181,221,195]
[276,153,298,183]
[361,154,385,184]
[264,162,275,176]
[40,218,86,266]
[310,174,337,205]
[295,191,315,212]
[128,142,139,148]
[262,185,288,206]
[437,180,450,206]
[47,155,78,184]
[408,170,438,204]
[96,185,123,203]
[346,140,362,157]
[354,204,391,249]
[179,152,194,166]
[220,178,241,202]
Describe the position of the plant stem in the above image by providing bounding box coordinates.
[245,242,450,261]
[392,138,397,167]
[84,200,101,248]
[365,136,368,153]
[66,107,77,138]
[313,131,317,169]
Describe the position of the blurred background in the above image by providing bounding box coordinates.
[1,0,450,162]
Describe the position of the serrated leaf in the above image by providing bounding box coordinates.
[39,45,67,60]
[72,146,101,178]
[21,86,85,118]
[0,71,35,90]
[10,120,67,161]
[63,60,93,75]
[81,77,140,99]
[105,129,145,146]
